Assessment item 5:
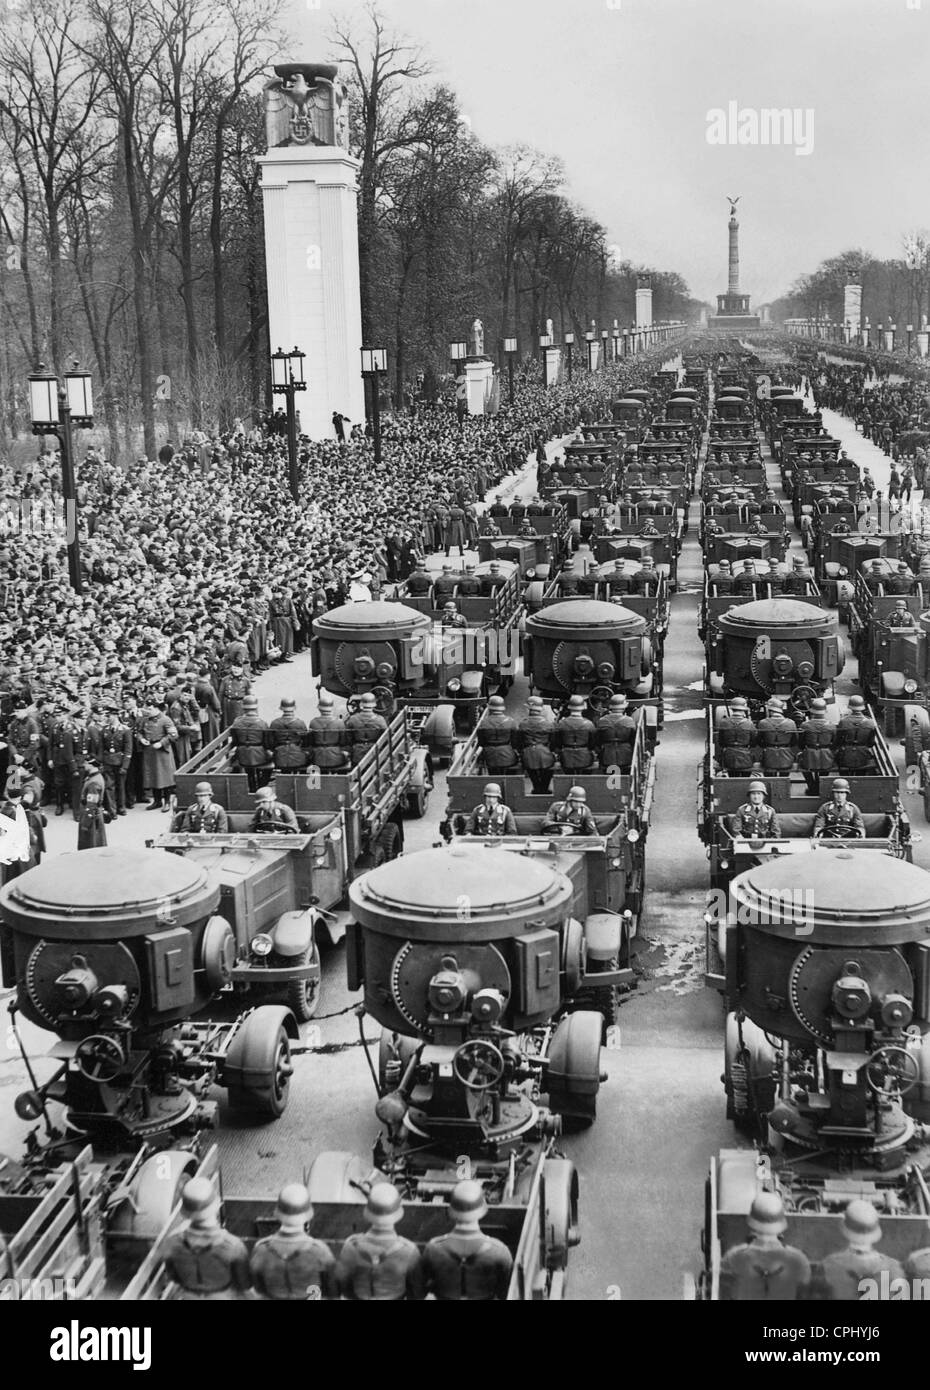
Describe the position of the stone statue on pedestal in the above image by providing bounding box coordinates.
[470,318,485,357]
[264,63,350,151]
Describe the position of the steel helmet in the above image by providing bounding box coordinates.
[242,695,258,710]
[448,1180,488,1220]
[180,1177,217,1217]
[483,783,502,798]
[487,695,506,710]
[832,778,850,793]
[194,781,213,796]
[747,1190,787,1237]
[568,694,586,710]
[810,698,827,712]
[841,1199,882,1246]
[276,1183,312,1221]
[568,786,587,802]
[318,690,334,708]
[359,693,376,708]
[365,1182,403,1223]
[748,780,767,794]
[847,696,865,711]
[254,786,275,802]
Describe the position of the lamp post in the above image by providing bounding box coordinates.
[28,362,92,593]
[450,340,467,365]
[360,347,387,467]
[503,337,518,401]
[585,326,596,372]
[601,329,609,373]
[612,328,620,364]
[270,346,306,503]
[907,324,914,355]
[563,332,574,381]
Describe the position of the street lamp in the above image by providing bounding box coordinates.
[585,326,596,372]
[449,340,468,364]
[563,331,574,381]
[601,329,609,372]
[503,337,518,402]
[612,328,621,363]
[890,322,897,352]
[360,346,387,466]
[270,346,306,503]
[28,361,92,593]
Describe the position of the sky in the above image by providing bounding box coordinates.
[292,0,930,306]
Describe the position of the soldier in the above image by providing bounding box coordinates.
[886,562,917,597]
[47,705,74,816]
[457,563,481,596]
[432,563,458,603]
[463,782,518,836]
[747,514,768,538]
[516,695,556,793]
[480,560,506,596]
[230,695,272,792]
[887,597,917,628]
[98,705,133,817]
[7,697,39,760]
[335,1183,425,1301]
[488,493,509,518]
[172,781,229,834]
[813,778,866,839]
[405,559,433,596]
[160,1177,251,1301]
[422,1180,514,1302]
[811,1200,904,1301]
[553,693,597,772]
[218,660,250,727]
[69,708,97,820]
[712,559,733,595]
[250,785,300,833]
[76,759,108,850]
[476,695,519,773]
[250,1184,336,1301]
[783,555,813,596]
[728,779,781,839]
[639,516,659,538]
[604,559,631,597]
[835,695,877,773]
[542,785,599,836]
[863,559,887,596]
[191,666,223,745]
[631,555,659,595]
[308,691,350,773]
[797,696,836,794]
[441,600,467,629]
[717,696,756,774]
[269,697,309,771]
[345,692,388,766]
[733,559,759,595]
[719,1191,811,1302]
[756,697,797,778]
[765,557,784,594]
[557,559,581,597]
[597,693,637,772]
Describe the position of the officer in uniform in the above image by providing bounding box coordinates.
[230,695,271,792]
[307,691,350,773]
[76,760,109,850]
[432,563,458,603]
[756,697,797,777]
[219,661,250,728]
[345,692,388,766]
[887,598,917,628]
[48,706,75,816]
[733,559,759,595]
[797,696,836,794]
[712,559,733,594]
[99,705,133,817]
[422,1181,514,1302]
[476,695,519,773]
[813,778,866,838]
[69,709,97,820]
[480,561,506,595]
[811,1200,904,1301]
[597,693,636,772]
[835,695,876,773]
[517,695,556,793]
[887,562,917,596]
[717,697,756,773]
[604,560,631,597]
[172,781,229,834]
[335,1183,425,1301]
[269,698,309,770]
[250,785,300,833]
[864,559,887,596]
[727,780,781,839]
[631,555,659,595]
[542,785,599,836]
[557,559,581,596]
[783,555,813,595]
[249,1184,336,1301]
[719,1191,811,1301]
[464,783,518,836]
[553,693,597,772]
[457,563,481,596]
[406,560,433,596]
[161,1177,251,1300]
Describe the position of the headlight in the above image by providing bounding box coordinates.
[251,934,273,957]
[597,661,616,679]
[328,826,343,841]
[837,566,848,578]
[626,827,641,842]
[797,660,814,679]
[905,679,919,694]
[375,661,395,680]
[447,678,461,693]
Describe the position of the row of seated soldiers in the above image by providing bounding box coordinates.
[405,560,509,601]
[861,558,921,596]
[228,691,387,788]
[707,555,813,595]
[716,694,876,790]
[556,556,660,596]
[476,692,636,791]
[486,493,560,519]
[720,1191,929,1301]
[704,487,784,515]
[160,1174,516,1302]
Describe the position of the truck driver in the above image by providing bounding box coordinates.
[250,785,300,834]
[542,785,599,836]
[812,778,866,839]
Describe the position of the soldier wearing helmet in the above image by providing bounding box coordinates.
[345,692,388,767]
[517,695,556,794]
[797,696,836,793]
[864,558,888,596]
[160,1177,251,1300]
[835,695,876,774]
[249,784,299,834]
[813,778,865,838]
[811,1199,904,1301]
[422,1180,515,1301]
[269,697,309,771]
[756,697,798,778]
[440,600,467,629]
[783,554,813,595]
[712,558,733,595]
[557,558,581,597]
[887,597,917,628]
[717,697,756,774]
[480,561,506,596]
[542,784,598,837]
[229,694,271,793]
[307,690,349,773]
[464,783,517,837]
[597,693,637,772]
[733,559,759,595]
[335,1182,425,1301]
[172,781,228,834]
[631,554,658,595]
[554,694,597,772]
[719,1191,811,1302]
[476,695,519,773]
[249,1183,336,1301]
[887,561,917,597]
[605,559,631,597]
[728,780,781,840]
[432,562,458,603]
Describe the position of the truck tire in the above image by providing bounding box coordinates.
[225,1012,294,1119]
[542,1158,580,1273]
[286,942,321,1023]
[376,822,401,861]
[904,704,930,770]
[547,1010,603,1131]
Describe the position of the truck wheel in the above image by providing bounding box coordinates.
[547,1010,603,1131]
[570,958,617,1035]
[904,705,930,769]
[226,1016,293,1118]
[542,1158,580,1273]
[286,942,321,1023]
[406,778,431,818]
[376,822,401,861]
